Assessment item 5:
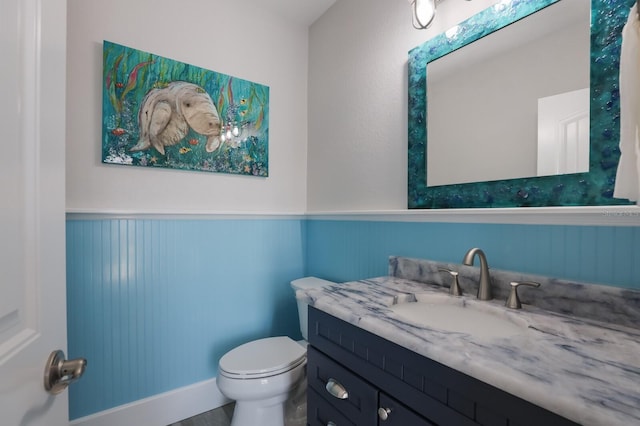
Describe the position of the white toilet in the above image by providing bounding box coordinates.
[217,277,335,426]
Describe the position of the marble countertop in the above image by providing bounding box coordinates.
[299,276,640,426]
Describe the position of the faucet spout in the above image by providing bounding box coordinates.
[462,248,493,300]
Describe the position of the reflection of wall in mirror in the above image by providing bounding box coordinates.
[536,88,589,177]
[426,2,589,187]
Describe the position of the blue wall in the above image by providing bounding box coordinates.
[66,217,640,419]
[66,218,306,419]
[305,220,640,289]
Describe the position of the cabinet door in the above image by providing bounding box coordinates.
[378,393,436,426]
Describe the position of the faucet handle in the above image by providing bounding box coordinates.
[506,281,540,309]
[438,268,462,296]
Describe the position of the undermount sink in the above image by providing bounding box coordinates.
[389,292,528,338]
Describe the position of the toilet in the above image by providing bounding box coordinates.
[216,277,335,426]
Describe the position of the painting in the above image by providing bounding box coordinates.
[102,41,269,177]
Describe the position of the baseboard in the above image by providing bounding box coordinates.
[70,377,230,426]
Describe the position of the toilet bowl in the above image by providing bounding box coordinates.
[216,277,335,426]
[218,337,306,426]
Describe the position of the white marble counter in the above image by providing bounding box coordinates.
[299,276,640,426]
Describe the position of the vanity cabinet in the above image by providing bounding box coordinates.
[307,306,579,426]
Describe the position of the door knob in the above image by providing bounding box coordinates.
[44,350,87,395]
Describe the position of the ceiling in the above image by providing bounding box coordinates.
[247,0,337,26]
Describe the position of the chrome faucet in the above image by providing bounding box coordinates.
[462,248,492,300]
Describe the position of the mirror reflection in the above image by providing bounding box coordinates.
[426,0,590,187]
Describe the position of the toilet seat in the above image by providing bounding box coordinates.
[219,336,306,379]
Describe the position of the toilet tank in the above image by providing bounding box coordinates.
[291,277,335,341]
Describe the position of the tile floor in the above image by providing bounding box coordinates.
[168,403,234,426]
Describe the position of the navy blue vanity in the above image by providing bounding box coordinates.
[307,306,577,425]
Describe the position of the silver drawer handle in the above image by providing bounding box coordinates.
[325,378,349,399]
[327,422,337,426]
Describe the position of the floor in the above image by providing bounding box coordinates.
[169,403,235,426]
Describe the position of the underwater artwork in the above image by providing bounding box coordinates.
[102,41,269,177]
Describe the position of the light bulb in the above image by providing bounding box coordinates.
[412,0,436,29]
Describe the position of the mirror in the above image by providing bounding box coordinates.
[427,0,590,186]
[408,0,634,208]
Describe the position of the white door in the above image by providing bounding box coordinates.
[0,0,71,425]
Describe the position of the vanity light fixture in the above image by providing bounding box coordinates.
[410,0,478,30]
[409,0,437,29]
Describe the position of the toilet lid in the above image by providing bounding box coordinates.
[219,336,306,379]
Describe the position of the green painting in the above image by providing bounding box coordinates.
[102,41,269,177]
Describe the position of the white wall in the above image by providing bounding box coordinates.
[66,0,309,214]
[307,0,510,212]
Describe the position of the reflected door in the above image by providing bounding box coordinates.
[537,88,590,176]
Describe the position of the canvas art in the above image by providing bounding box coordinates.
[102,41,269,177]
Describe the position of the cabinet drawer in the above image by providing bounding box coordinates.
[307,388,356,426]
[378,393,436,426]
[307,346,378,424]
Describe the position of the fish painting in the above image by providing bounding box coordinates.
[131,81,222,155]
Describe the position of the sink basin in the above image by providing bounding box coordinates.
[389,293,528,338]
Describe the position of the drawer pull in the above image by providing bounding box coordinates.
[327,422,337,426]
[325,378,349,399]
[378,407,392,421]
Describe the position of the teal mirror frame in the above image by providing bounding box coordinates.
[408,0,635,209]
